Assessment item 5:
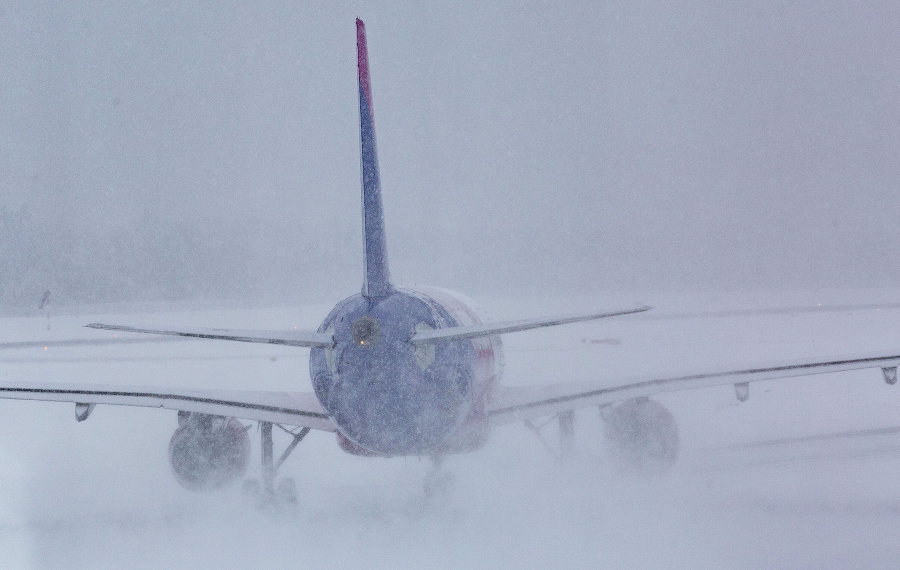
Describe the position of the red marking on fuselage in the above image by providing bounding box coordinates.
[410,287,503,397]
[356,18,374,115]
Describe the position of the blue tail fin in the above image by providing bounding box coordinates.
[357,19,392,299]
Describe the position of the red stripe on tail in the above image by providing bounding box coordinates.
[357,18,374,115]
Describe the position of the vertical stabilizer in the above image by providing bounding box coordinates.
[357,19,392,298]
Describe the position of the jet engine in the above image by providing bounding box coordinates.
[168,412,251,491]
[602,397,679,474]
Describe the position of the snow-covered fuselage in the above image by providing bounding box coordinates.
[310,287,503,456]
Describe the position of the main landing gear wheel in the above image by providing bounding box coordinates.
[602,397,679,475]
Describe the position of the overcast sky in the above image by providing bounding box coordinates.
[1,1,898,307]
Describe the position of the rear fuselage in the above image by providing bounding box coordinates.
[309,287,503,456]
[309,23,503,457]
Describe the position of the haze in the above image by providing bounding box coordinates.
[2,1,898,308]
[2,3,900,568]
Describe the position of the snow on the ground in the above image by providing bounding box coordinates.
[0,290,899,569]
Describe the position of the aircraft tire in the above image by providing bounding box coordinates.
[603,397,679,475]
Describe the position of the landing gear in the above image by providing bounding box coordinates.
[523,410,577,462]
[601,397,679,475]
[423,456,455,498]
[243,422,309,507]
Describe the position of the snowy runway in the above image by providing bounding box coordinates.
[1,294,899,568]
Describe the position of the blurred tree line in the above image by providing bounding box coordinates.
[0,204,282,311]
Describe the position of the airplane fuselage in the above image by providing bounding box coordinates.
[310,287,503,456]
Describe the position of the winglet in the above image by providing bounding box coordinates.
[357,18,392,298]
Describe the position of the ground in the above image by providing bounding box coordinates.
[1,290,899,569]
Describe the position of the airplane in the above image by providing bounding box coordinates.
[1,18,899,504]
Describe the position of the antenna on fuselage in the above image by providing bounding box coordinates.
[357,18,393,299]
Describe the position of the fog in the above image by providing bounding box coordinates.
[2,2,898,308]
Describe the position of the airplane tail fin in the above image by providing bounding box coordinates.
[357,18,392,298]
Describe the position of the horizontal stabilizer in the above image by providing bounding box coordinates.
[408,305,651,345]
[86,323,334,348]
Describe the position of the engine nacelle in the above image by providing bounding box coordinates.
[603,397,679,475]
[168,412,251,492]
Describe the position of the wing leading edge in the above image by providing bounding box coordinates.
[489,351,900,425]
[0,381,335,431]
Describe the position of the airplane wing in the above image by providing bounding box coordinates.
[488,350,900,425]
[88,307,649,348]
[0,381,335,431]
